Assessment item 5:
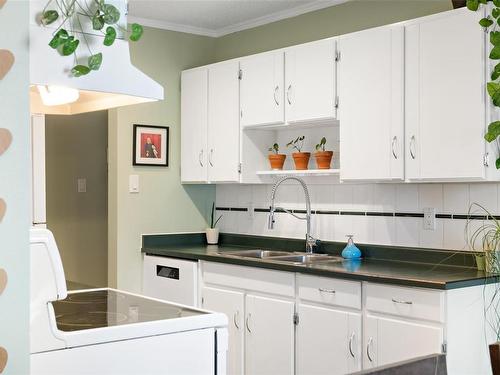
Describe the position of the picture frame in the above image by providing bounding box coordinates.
[133,124,169,167]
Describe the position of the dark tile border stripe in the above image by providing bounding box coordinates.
[215,206,495,220]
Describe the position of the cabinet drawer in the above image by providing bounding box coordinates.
[364,283,445,323]
[298,274,361,310]
[202,261,295,297]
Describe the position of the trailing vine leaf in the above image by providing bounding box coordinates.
[48,29,69,49]
[467,0,479,11]
[491,45,500,59]
[479,0,487,4]
[92,14,105,30]
[71,65,91,77]
[493,8,500,19]
[485,121,500,142]
[103,26,116,46]
[487,82,500,106]
[491,31,500,46]
[495,0,500,7]
[61,37,79,56]
[102,4,120,24]
[496,157,500,169]
[41,10,59,25]
[130,23,143,42]
[88,53,103,70]
[480,17,494,28]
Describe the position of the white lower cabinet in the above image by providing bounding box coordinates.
[297,303,361,375]
[245,294,295,375]
[363,314,443,369]
[202,286,244,375]
[198,261,490,375]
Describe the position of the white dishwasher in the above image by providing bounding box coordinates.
[143,255,198,306]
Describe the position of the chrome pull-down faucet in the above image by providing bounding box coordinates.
[268,176,317,253]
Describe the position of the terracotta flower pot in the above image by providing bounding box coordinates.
[268,154,286,170]
[292,152,311,170]
[314,151,334,169]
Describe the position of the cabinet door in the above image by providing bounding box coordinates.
[285,39,336,124]
[240,51,285,128]
[405,8,486,181]
[363,314,443,369]
[338,26,404,181]
[181,68,208,183]
[202,286,244,375]
[245,294,294,375]
[297,303,361,375]
[207,61,241,182]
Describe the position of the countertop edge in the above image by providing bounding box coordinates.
[142,247,494,290]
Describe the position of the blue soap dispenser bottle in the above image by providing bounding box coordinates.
[342,235,361,259]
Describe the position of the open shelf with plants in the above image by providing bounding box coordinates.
[240,123,340,184]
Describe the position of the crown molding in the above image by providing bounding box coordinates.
[215,0,348,37]
[127,16,219,37]
[129,0,348,38]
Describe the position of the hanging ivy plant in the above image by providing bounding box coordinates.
[40,0,144,77]
[468,0,500,168]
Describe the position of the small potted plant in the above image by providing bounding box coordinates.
[268,143,286,170]
[287,136,310,170]
[206,203,222,245]
[466,203,500,273]
[314,137,334,169]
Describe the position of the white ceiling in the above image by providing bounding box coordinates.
[128,0,348,37]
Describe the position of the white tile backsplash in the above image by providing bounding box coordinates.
[443,184,469,214]
[469,184,498,214]
[396,185,419,212]
[216,182,500,251]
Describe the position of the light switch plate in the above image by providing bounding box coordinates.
[77,178,86,193]
[129,175,139,193]
[423,207,436,230]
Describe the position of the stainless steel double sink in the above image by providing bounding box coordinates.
[217,249,343,265]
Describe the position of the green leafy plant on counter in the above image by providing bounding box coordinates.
[210,202,223,229]
[40,0,144,77]
[315,137,327,152]
[467,0,500,168]
[286,136,305,152]
[268,143,280,154]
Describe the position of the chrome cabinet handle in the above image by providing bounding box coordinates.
[318,288,336,294]
[198,149,204,167]
[392,298,413,305]
[209,149,214,167]
[409,136,416,160]
[391,136,398,159]
[367,337,374,363]
[287,84,292,105]
[233,311,240,330]
[274,85,279,106]
[348,332,355,358]
[245,313,252,333]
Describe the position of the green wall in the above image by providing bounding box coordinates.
[108,28,216,291]
[0,1,30,373]
[214,0,452,61]
[46,111,108,288]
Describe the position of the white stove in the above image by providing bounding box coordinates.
[30,228,228,375]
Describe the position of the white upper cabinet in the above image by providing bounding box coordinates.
[240,51,285,128]
[181,68,208,183]
[405,8,487,181]
[285,39,337,124]
[338,26,404,181]
[207,60,241,182]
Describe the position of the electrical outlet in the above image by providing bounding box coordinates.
[423,207,436,230]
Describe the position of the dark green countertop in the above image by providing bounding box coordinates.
[142,242,496,290]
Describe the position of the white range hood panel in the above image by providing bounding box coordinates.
[29,0,164,114]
